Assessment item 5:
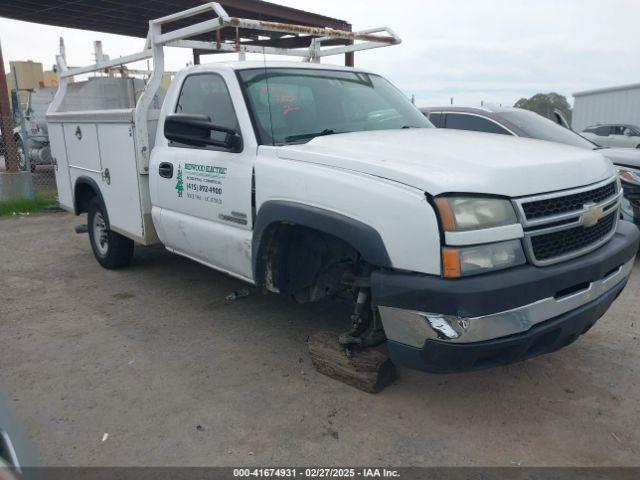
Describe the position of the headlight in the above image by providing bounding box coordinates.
[434,196,518,231]
[616,165,640,185]
[442,240,526,278]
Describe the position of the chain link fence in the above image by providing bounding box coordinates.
[0,87,58,201]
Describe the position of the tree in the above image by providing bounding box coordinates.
[175,164,184,197]
[514,92,572,124]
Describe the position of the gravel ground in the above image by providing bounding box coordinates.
[0,212,639,467]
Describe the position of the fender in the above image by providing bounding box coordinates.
[73,176,107,219]
[252,201,392,282]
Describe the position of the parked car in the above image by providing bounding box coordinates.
[421,106,640,226]
[46,4,640,375]
[581,124,640,149]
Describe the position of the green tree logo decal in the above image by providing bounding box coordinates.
[175,164,184,198]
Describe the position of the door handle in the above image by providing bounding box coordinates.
[159,162,173,178]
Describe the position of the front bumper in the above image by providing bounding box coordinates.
[372,221,639,373]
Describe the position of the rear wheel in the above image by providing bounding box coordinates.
[87,197,134,269]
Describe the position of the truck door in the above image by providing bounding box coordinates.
[150,72,254,281]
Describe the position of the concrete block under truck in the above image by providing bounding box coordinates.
[47,3,639,374]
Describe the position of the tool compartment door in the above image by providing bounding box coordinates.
[63,123,102,172]
[97,122,144,240]
[47,123,73,209]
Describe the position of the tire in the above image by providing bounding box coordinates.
[87,197,134,269]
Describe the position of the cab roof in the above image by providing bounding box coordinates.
[181,60,376,75]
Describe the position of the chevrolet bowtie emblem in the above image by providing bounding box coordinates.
[581,202,605,227]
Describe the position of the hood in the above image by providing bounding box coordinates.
[277,129,614,197]
[598,147,640,169]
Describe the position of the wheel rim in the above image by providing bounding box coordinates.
[92,212,109,256]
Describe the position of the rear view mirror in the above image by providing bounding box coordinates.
[164,113,243,152]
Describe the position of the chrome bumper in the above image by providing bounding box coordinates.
[379,257,634,347]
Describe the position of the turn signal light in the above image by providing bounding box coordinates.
[441,248,462,278]
[434,198,456,231]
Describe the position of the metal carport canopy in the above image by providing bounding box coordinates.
[0,0,354,64]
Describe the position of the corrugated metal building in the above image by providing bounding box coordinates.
[572,83,640,132]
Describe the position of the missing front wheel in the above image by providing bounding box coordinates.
[338,266,386,348]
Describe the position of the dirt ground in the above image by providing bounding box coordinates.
[0,212,639,467]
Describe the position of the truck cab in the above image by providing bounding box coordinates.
[47,3,639,374]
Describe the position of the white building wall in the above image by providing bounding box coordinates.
[572,84,640,132]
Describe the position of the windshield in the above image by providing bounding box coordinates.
[498,109,598,149]
[237,68,431,145]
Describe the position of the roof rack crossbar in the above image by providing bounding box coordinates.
[166,39,310,57]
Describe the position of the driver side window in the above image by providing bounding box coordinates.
[175,73,239,147]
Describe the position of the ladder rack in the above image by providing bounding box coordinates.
[56,2,400,80]
[48,2,401,175]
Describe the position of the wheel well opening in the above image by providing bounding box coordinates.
[256,223,362,302]
[74,182,98,215]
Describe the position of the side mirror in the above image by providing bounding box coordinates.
[624,130,632,137]
[164,113,243,152]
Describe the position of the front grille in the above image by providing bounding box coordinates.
[530,212,616,261]
[515,178,621,265]
[522,181,616,220]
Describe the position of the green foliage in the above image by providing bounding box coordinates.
[514,93,572,123]
[175,164,184,197]
[0,197,56,217]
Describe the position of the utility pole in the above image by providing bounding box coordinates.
[0,39,20,172]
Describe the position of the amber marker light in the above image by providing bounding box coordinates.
[441,248,462,278]
[434,197,456,231]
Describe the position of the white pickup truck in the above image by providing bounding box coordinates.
[47,4,639,373]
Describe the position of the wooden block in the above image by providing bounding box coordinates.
[308,330,396,393]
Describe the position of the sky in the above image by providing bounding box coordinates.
[1,0,639,108]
